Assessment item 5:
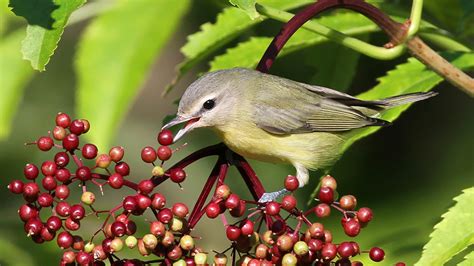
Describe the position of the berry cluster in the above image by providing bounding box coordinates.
[8,113,403,265]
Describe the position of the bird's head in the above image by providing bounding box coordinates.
[163,68,253,143]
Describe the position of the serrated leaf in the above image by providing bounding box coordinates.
[21,0,85,71]
[164,0,313,94]
[208,12,377,74]
[76,0,190,150]
[0,29,35,140]
[458,251,474,266]
[344,52,474,150]
[229,0,259,19]
[415,187,474,265]
[9,0,58,29]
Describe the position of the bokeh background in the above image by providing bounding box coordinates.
[1,0,473,265]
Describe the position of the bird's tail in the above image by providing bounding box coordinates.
[380,91,438,108]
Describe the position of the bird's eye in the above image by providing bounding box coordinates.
[203,99,215,110]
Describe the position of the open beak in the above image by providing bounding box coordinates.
[162,116,200,143]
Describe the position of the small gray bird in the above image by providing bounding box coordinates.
[163,68,436,200]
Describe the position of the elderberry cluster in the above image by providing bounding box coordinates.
[8,112,404,265]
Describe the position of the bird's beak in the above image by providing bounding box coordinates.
[162,115,201,143]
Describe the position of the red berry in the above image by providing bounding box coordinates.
[41,226,56,241]
[206,202,220,219]
[41,176,57,190]
[343,219,361,237]
[96,154,111,168]
[309,223,325,238]
[54,152,70,167]
[126,220,137,235]
[115,161,130,176]
[24,163,39,180]
[172,203,189,218]
[395,262,406,266]
[138,179,154,194]
[69,119,85,135]
[315,203,331,218]
[56,113,71,128]
[281,195,297,211]
[108,173,124,189]
[55,202,71,217]
[8,180,24,194]
[150,221,165,236]
[339,195,357,210]
[55,168,71,182]
[23,182,40,201]
[19,204,39,221]
[76,166,91,181]
[70,204,85,221]
[225,194,240,209]
[24,218,43,236]
[75,251,92,264]
[141,146,157,163]
[215,184,231,199]
[158,130,173,146]
[226,225,241,241]
[37,193,54,207]
[80,119,90,133]
[62,134,79,151]
[357,207,373,223]
[265,202,280,216]
[318,186,334,204]
[123,196,138,212]
[170,168,186,183]
[157,208,173,224]
[307,239,323,252]
[151,193,166,209]
[229,200,246,217]
[109,146,124,162]
[37,136,54,151]
[55,184,70,200]
[111,221,126,237]
[46,216,62,232]
[240,220,254,236]
[321,175,337,190]
[41,160,57,176]
[157,146,172,161]
[337,242,355,258]
[65,217,80,231]
[369,247,385,262]
[284,175,299,191]
[82,143,98,159]
[321,243,337,260]
[52,126,66,140]
[135,194,152,210]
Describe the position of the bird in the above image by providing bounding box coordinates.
[163,68,436,201]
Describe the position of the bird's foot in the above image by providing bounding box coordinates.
[258,188,289,203]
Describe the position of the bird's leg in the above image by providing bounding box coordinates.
[258,164,309,203]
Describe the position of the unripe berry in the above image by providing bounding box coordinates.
[180,235,194,250]
[152,166,165,177]
[276,235,293,252]
[8,180,24,194]
[369,247,385,262]
[96,154,111,168]
[170,168,186,183]
[82,143,98,159]
[93,244,107,260]
[194,253,207,264]
[158,129,173,145]
[293,241,309,256]
[281,195,297,211]
[318,186,334,204]
[37,136,54,151]
[265,202,280,216]
[357,207,373,223]
[125,235,138,248]
[108,173,124,189]
[53,126,66,140]
[170,217,185,232]
[24,164,39,180]
[81,191,96,205]
[137,239,151,256]
[282,253,297,266]
[309,222,324,238]
[157,146,172,161]
[315,203,331,218]
[161,230,174,247]
[56,113,71,128]
[215,184,231,199]
[110,237,124,253]
[284,175,299,191]
[339,195,357,210]
[109,146,124,162]
[141,146,157,163]
[321,175,337,190]
[213,254,227,265]
[142,234,158,250]
[84,242,95,253]
[138,179,154,195]
[62,134,79,151]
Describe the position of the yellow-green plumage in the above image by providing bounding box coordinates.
[166,68,436,187]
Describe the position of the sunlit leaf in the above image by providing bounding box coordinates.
[0,30,35,140]
[415,187,474,265]
[21,0,85,71]
[229,0,259,19]
[164,0,314,94]
[76,0,190,150]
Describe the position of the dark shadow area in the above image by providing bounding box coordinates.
[9,0,59,29]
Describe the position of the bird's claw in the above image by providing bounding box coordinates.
[258,188,289,203]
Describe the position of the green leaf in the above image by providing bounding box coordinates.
[21,0,85,71]
[458,251,474,266]
[0,234,35,265]
[208,12,377,73]
[344,52,474,150]
[415,187,474,265]
[9,0,59,29]
[164,0,313,94]
[229,0,259,19]
[0,30,35,140]
[76,0,190,150]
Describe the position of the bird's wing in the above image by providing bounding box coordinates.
[253,79,389,134]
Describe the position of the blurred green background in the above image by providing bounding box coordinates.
[1,0,473,265]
